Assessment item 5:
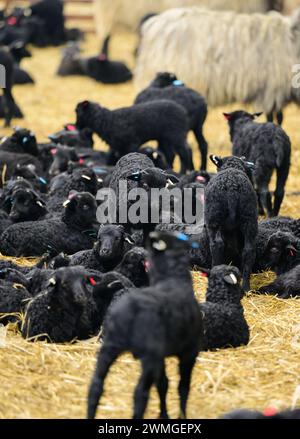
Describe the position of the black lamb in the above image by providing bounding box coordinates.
[0,192,97,257]
[48,123,94,149]
[259,230,300,275]
[87,231,203,419]
[69,225,135,271]
[224,111,291,217]
[57,42,132,84]
[260,216,300,239]
[135,72,208,170]
[75,100,191,173]
[205,155,258,291]
[21,266,99,343]
[258,265,300,298]
[199,265,249,350]
[47,166,98,213]
[92,271,134,332]
[0,280,31,325]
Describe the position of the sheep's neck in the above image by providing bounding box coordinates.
[90,106,113,145]
[62,211,90,231]
[149,254,192,286]
[229,118,251,142]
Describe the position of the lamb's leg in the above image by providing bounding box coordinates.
[208,227,224,266]
[133,357,160,419]
[193,126,208,171]
[2,88,15,128]
[258,185,273,217]
[277,111,283,126]
[155,361,169,419]
[257,277,284,296]
[273,165,289,217]
[87,344,121,419]
[240,227,256,292]
[178,352,197,419]
[266,112,274,123]
[158,142,175,169]
[176,143,191,174]
[186,143,195,171]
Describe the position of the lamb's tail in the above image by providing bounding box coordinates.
[87,343,121,419]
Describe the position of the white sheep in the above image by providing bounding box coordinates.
[93,0,278,46]
[135,6,300,122]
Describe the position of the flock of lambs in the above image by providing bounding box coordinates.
[1,0,300,420]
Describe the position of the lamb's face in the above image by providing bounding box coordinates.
[93,272,131,296]
[49,146,78,176]
[75,101,93,129]
[264,232,298,273]
[64,192,97,227]
[9,188,47,222]
[13,129,38,156]
[120,248,149,283]
[96,225,130,260]
[47,267,91,307]
[70,168,98,195]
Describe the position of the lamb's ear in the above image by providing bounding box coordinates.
[47,277,58,292]
[286,244,297,257]
[223,113,232,121]
[165,173,179,184]
[252,112,263,119]
[107,280,123,289]
[199,268,210,277]
[224,273,238,285]
[124,234,135,245]
[81,100,90,108]
[210,155,222,168]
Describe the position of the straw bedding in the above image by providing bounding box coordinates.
[0,30,300,419]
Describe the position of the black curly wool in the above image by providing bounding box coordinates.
[0,280,31,325]
[205,156,258,291]
[135,72,208,170]
[200,265,249,350]
[0,192,97,257]
[21,267,98,343]
[87,231,203,419]
[226,111,291,217]
[75,100,190,173]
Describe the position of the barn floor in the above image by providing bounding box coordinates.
[1,31,300,419]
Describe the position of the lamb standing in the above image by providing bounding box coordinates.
[87,231,203,419]
[205,156,258,291]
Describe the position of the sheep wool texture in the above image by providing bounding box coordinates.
[135,7,300,114]
[93,0,276,42]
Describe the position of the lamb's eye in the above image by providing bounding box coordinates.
[270,247,279,254]
[82,204,90,211]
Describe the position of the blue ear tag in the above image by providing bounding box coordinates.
[191,242,199,249]
[177,232,189,242]
[22,137,28,144]
[173,80,184,87]
[93,167,107,175]
[38,177,47,185]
